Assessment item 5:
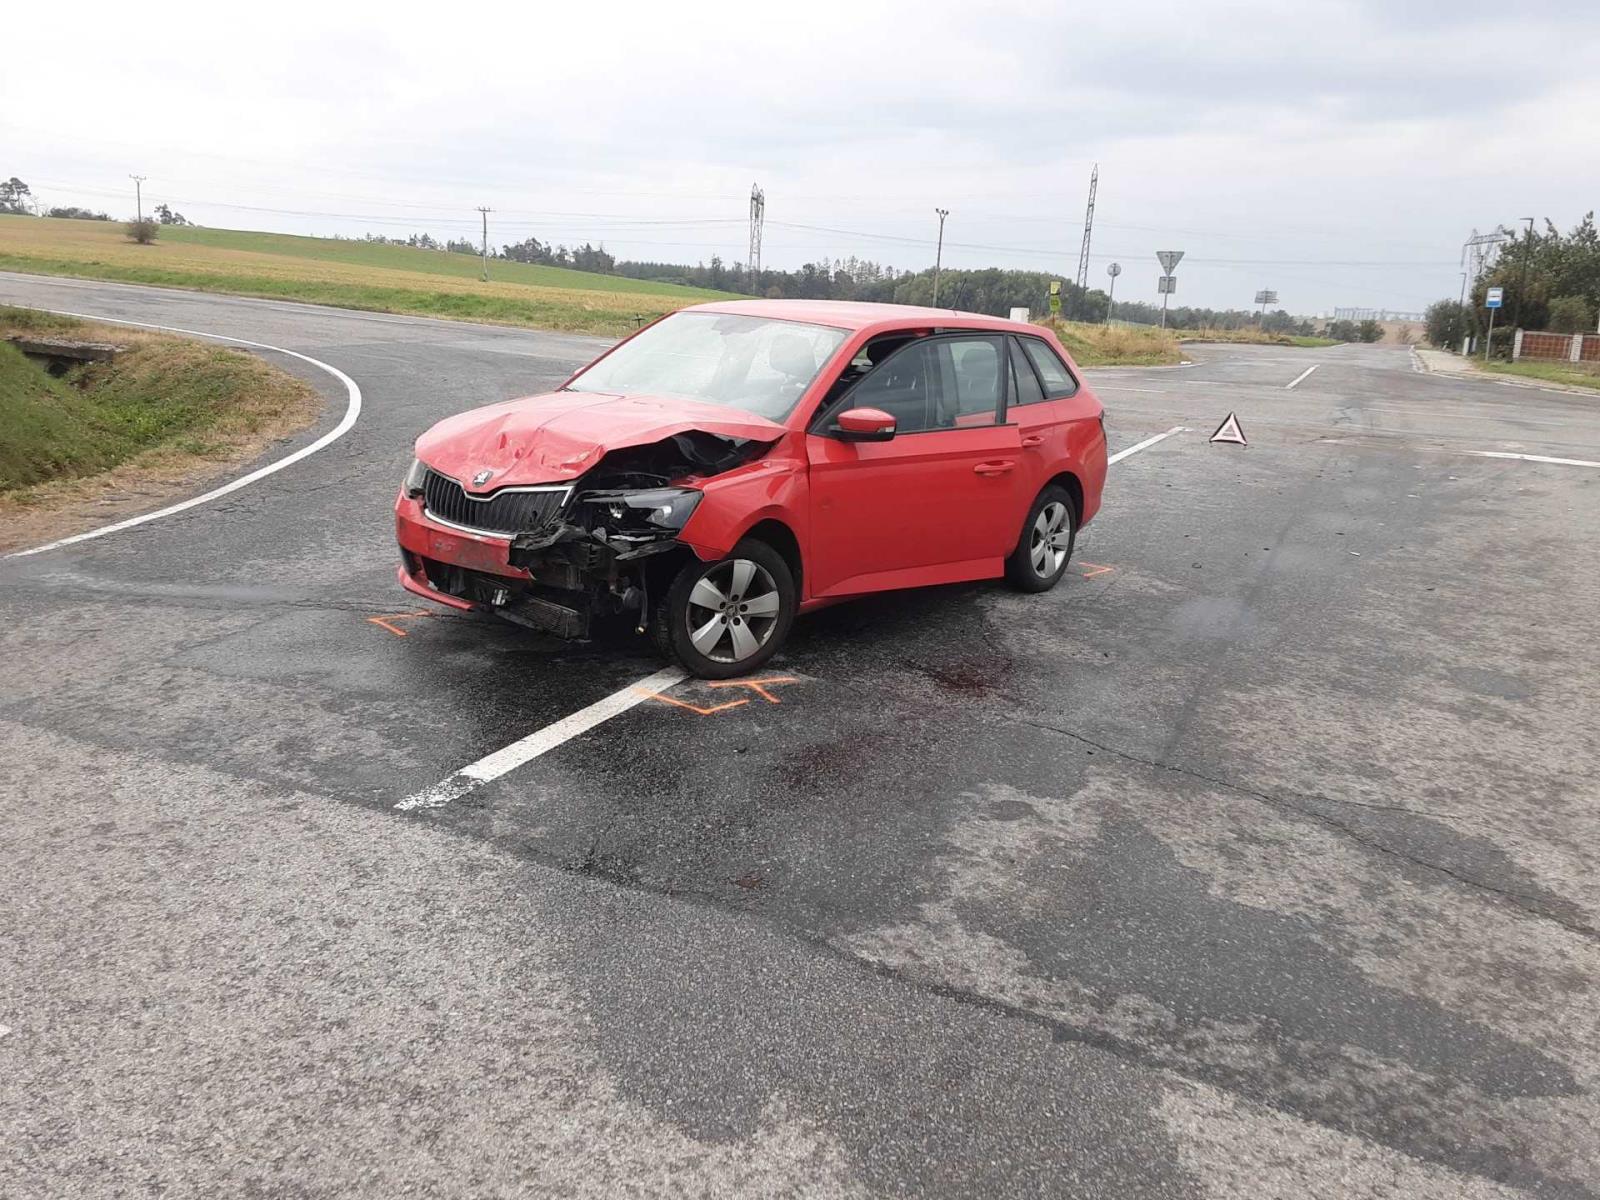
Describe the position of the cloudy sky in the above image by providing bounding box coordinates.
[5,0,1596,314]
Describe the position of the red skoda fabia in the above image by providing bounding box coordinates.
[396,300,1107,678]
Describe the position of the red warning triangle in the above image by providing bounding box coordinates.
[1210,412,1247,445]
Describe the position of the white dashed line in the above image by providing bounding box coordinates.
[1285,364,1319,390]
[395,666,688,811]
[1108,426,1188,465]
[4,309,363,559]
[1467,451,1600,469]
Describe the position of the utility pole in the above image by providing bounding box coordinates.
[747,184,765,295]
[1074,164,1098,318]
[932,208,949,307]
[129,174,146,223]
[1512,216,1534,332]
[476,207,492,282]
[1104,262,1121,325]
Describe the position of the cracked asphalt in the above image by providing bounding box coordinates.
[3,273,1599,1198]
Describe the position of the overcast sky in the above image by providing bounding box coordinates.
[5,0,1597,314]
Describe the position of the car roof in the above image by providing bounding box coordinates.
[685,298,1034,335]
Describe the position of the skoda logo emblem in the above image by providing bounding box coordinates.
[472,469,494,486]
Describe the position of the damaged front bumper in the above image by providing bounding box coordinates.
[394,492,694,640]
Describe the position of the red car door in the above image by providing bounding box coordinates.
[805,334,1024,599]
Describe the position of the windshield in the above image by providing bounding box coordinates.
[566,312,849,420]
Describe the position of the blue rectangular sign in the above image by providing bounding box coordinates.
[1486,287,1504,309]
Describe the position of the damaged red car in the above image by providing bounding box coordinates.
[396,300,1107,678]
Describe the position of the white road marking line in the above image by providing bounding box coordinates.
[395,666,688,811]
[3,309,363,559]
[1285,364,1319,390]
[1108,426,1188,465]
[1467,451,1600,469]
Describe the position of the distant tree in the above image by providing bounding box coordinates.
[445,238,478,255]
[1425,300,1472,349]
[154,203,190,226]
[1357,319,1383,343]
[501,236,555,265]
[1327,319,1359,342]
[46,206,111,221]
[0,176,33,214]
[125,217,158,245]
[1546,295,1593,333]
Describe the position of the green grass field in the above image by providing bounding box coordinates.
[0,215,739,337]
[1482,359,1600,393]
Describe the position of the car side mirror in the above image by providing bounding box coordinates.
[834,407,896,442]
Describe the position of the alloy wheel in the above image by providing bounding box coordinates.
[1030,501,1072,578]
[684,558,782,664]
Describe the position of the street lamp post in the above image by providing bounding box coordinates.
[932,208,949,307]
[1512,216,1534,332]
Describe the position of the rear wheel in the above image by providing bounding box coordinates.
[651,538,796,679]
[1005,485,1077,592]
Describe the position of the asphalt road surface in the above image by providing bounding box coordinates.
[3,273,1599,1198]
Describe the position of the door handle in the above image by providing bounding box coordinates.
[1021,435,1044,448]
[974,460,1015,476]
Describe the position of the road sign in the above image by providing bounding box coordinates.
[1106,263,1122,278]
[1157,250,1184,274]
[1049,279,1062,315]
[1486,286,1503,309]
[1158,275,1177,294]
[1254,290,1278,306]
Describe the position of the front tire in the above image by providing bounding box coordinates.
[651,538,796,679]
[1005,485,1077,592]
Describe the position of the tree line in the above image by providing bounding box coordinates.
[1426,212,1599,351]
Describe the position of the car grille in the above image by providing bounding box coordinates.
[423,469,570,536]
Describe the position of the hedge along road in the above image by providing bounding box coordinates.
[3,271,1600,1199]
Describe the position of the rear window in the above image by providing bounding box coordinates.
[1020,337,1078,398]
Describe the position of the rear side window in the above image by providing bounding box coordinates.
[1020,337,1078,397]
[1007,338,1047,407]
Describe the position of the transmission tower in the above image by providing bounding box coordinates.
[1074,164,1098,298]
[1460,227,1511,305]
[748,184,765,294]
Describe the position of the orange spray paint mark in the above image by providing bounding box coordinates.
[706,676,799,705]
[367,609,438,637]
[1078,563,1114,579]
[638,690,750,716]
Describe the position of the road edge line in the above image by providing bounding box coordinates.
[1285,364,1319,389]
[3,309,363,559]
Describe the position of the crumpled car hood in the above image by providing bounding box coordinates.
[414,391,785,490]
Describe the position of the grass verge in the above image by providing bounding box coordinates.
[0,214,738,338]
[1176,327,1340,348]
[0,305,321,552]
[1036,318,1183,366]
[1480,360,1600,394]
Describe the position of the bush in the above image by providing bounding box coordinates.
[1425,300,1472,349]
[1326,319,1358,342]
[46,206,111,221]
[1484,325,1517,360]
[1548,295,1594,334]
[1357,319,1383,343]
[125,218,158,245]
